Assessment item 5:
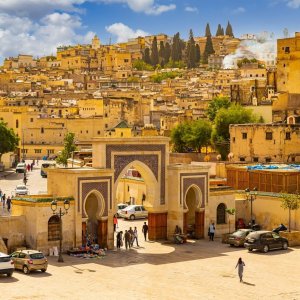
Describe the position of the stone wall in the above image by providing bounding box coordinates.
[280,231,300,247]
[0,216,26,252]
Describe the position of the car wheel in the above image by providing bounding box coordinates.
[282,242,288,250]
[130,215,135,220]
[248,248,253,252]
[41,269,47,273]
[229,244,234,247]
[23,265,30,274]
[6,272,13,277]
[263,245,269,253]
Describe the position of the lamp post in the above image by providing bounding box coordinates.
[50,199,70,263]
[245,187,257,226]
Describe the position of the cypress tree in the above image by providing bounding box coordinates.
[164,42,171,63]
[216,24,223,36]
[205,23,212,37]
[151,36,159,66]
[221,27,224,36]
[144,47,151,65]
[203,35,214,64]
[186,29,196,68]
[225,21,234,37]
[159,41,165,62]
[171,32,183,62]
[195,44,201,64]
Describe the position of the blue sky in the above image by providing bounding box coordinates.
[0,0,299,61]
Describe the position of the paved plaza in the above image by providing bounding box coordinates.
[0,217,299,300]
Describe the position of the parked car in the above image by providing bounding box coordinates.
[119,205,148,220]
[0,252,14,277]
[10,250,48,274]
[244,230,289,253]
[15,184,29,196]
[15,163,26,173]
[226,229,254,247]
[116,203,128,217]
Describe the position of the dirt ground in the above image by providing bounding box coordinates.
[1,218,300,300]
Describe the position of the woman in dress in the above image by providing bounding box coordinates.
[235,257,245,282]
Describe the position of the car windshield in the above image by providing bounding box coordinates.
[0,256,10,262]
[232,231,245,237]
[17,186,27,190]
[30,253,44,259]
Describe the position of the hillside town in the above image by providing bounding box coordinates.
[0,9,300,299]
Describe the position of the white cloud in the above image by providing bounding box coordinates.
[232,7,245,14]
[0,12,94,61]
[286,0,300,8]
[105,23,149,42]
[98,0,176,15]
[185,6,198,13]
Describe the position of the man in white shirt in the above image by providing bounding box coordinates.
[209,222,215,241]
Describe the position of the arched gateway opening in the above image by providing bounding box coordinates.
[184,185,204,239]
[82,191,107,247]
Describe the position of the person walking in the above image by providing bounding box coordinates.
[27,164,31,172]
[209,222,215,241]
[6,196,11,214]
[142,222,149,241]
[2,194,6,212]
[132,227,139,247]
[235,257,246,282]
[113,214,118,232]
[128,227,134,245]
[116,231,123,249]
[123,230,131,250]
[0,189,2,202]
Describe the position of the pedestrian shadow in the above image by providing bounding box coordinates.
[243,281,255,286]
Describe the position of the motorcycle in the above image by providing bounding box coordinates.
[272,224,287,234]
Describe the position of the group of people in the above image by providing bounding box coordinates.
[0,189,12,214]
[116,222,149,250]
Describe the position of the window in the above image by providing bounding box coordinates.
[217,203,226,224]
[127,185,130,192]
[16,119,19,128]
[34,149,42,154]
[285,132,291,140]
[240,157,245,162]
[265,157,271,163]
[48,215,60,241]
[285,47,290,54]
[41,127,44,134]
[242,133,247,139]
[97,131,100,135]
[232,137,235,143]
[30,118,33,122]
[48,149,54,154]
[265,132,273,140]
[253,157,259,162]
[21,149,28,154]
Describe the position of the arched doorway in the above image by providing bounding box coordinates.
[83,191,107,247]
[114,160,167,240]
[184,185,204,239]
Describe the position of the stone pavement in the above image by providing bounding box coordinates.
[0,229,299,300]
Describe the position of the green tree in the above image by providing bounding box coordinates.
[211,104,257,159]
[205,23,212,37]
[56,132,77,167]
[159,41,165,67]
[186,29,196,68]
[202,35,215,64]
[171,123,189,152]
[164,42,171,63]
[171,32,184,62]
[0,121,19,163]
[144,48,151,65]
[132,59,153,71]
[220,27,224,35]
[207,96,231,121]
[195,44,201,64]
[151,37,159,66]
[216,24,223,36]
[280,192,300,232]
[225,21,234,37]
[185,120,212,153]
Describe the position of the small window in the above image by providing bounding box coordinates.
[34,149,42,154]
[285,47,290,54]
[41,127,44,134]
[127,185,130,192]
[266,132,273,140]
[240,157,245,162]
[253,157,259,162]
[16,119,19,128]
[232,137,235,143]
[97,131,100,135]
[30,118,33,122]
[285,132,291,140]
[217,203,226,224]
[265,157,271,163]
[242,133,247,139]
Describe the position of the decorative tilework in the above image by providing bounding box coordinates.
[105,144,166,205]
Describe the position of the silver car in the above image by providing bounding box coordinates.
[15,184,29,196]
[119,205,148,220]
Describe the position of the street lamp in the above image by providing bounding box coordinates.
[50,199,70,262]
[245,187,257,226]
